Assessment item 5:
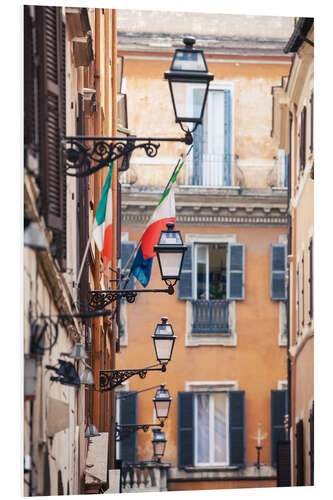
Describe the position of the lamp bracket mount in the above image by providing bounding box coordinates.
[88,285,175,310]
[115,422,164,441]
[63,134,192,178]
[99,363,167,391]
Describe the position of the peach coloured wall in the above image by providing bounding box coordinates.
[117,222,287,473]
[120,54,291,189]
[168,479,276,491]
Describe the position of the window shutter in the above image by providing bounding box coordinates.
[271,390,288,467]
[271,244,287,300]
[178,244,193,300]
[37,6,65,232]
[227,244,245,300]
[24,6,37,150]
[309,238,313,319]
[276,441,291,487]
[192,89,204,185]
[310,91,314,154]
[223,89,232,186]
[119,392,138,464]
[121,242,136,290]
[296,419,305,485]
[76,93,89,311]
[229,391,245,466]
[299,106,307,172]
[309,401,314,485]
[178,392,194,468]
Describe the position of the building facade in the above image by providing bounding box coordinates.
[115,9,294,492]
[271,17,314,487]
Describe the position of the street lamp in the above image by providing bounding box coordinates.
[63,37,213,177]
[153,384,172,420]
[164,36,214,135]
[152,428,167,460]
[152,317,177,365]
[154,222,187,287]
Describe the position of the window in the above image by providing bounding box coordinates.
[178,390,245,468]
[296,419,305,486]
[296,263,300,335]
[310,90,314,154]
[309,401,314,485]
[302,251,305,327]
[179,242,244,335]
[271,244,287,301]
[271,390,288,467]
[192,87,232,186]
[116,391,138,464]
[309,238,313,320]
[299,106,307,173]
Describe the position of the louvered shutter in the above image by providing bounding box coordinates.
[271,244,287,300]
[178,392,194,468]
[229,391,245,466]
[276,441,291,487]
[299,106,307,172]
[309,238,313,319]
[296,419,305,485]
[309,401,314,485]
[227,244,245,300]
[271,390,288,467]
[121,242,136,290]
[178,244,193,300]
[310,91,314,154]
[192,89,204,185]
[24,6,37,150]
[119,392,138,464]
[76,93,89,311]
[223,89,232,186]
[37,6,65,232]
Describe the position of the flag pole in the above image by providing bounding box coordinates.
[77,227,93,286]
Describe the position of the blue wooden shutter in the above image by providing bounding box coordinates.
[271,244,287,300]
[223,89,232,186]
[121,242,136,290]
[229,391,245,466]
[178,244,193,300]
[227,244,245,300]
[192,89,204,185]
[178,392,194,468]
[271,390,288,467]
[119,392,138,464]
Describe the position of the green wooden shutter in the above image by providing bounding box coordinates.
[271,244,287,300]
[227,244,245,300]
[24,6,37,151]
[192,89,204,185]
[119,392,138,464]
[296,419,305,485]
[178,244,193,300]
[276,441,291,487]
[271,390,288,467]
[229,391,246,466]
[223,89,232,186]
[121,242,136,290]
[178,392,194,468]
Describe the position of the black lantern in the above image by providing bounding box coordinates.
[152,428,167,460]
[154,222,187,285]
[164,36,214,134]
[152,317,177,364]
[153,384,172,420]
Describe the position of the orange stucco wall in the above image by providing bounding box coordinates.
[117,222,287,471]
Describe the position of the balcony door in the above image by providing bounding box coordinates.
[192,87,232,187]
[195,244,227,300]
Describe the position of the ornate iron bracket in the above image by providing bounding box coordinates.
[115,422,164,441]
[63,132,192,177]
[88,285,174,310]
[99,363,167,391]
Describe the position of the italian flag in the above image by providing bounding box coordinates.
[92,164,113,275]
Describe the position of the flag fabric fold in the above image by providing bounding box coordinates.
[92,164,114,275]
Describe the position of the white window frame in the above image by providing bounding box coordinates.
[185,233,237,347]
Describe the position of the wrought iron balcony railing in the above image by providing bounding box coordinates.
[192,299,229,333]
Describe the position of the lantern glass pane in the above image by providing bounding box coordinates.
[156,323,173,335]
[171,81,206,121]
[154,442,165,457]
[159,230,182,245]
[171,50,206,72]
[159,252,183,278]
[155,337,173,362]
[155,400,170,419]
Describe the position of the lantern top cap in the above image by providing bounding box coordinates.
[161,317,168,324]
[183,36,196,49]
[154,384,172,401]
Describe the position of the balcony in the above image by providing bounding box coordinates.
[120,461,170,493]
[192,299,229,334]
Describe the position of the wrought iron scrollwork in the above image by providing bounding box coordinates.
[115,423,163,441]
[88,286,174,310]
[99,364,167,391]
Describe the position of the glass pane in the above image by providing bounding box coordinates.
[196,394,210,463]
[155,338,173,361]
[155,401,169,419]
[208,244,227,299]
[172,82,205,121]
[159,252,183,278]
[196,246,207,299]
[172,50,206,72]
[214,393,228,463]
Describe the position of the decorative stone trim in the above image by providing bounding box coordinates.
[168,465,277,482]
